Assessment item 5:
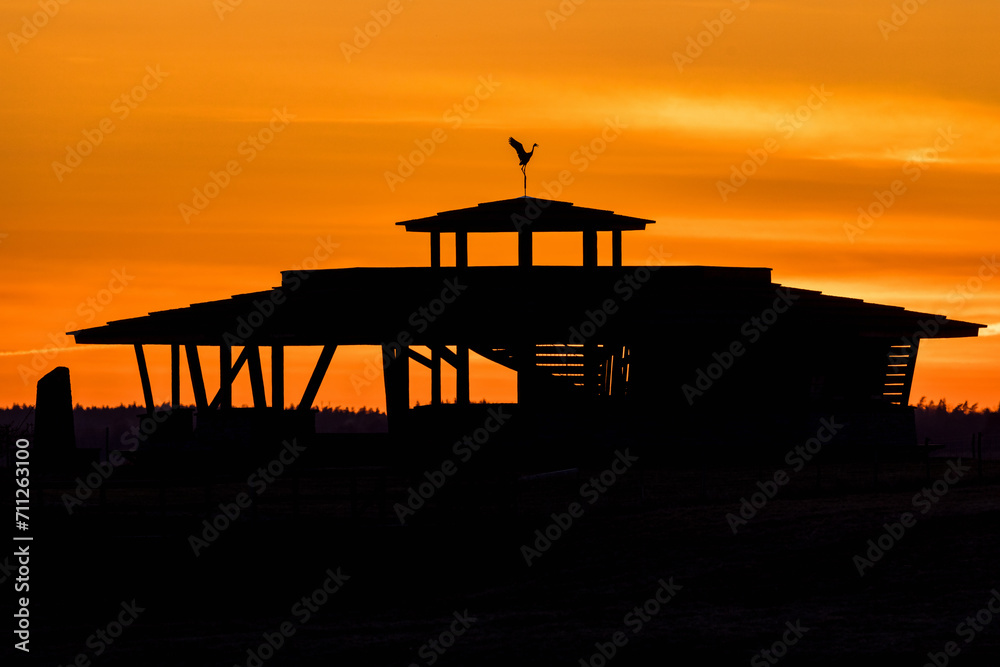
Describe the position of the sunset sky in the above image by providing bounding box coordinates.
[2,0,998,411]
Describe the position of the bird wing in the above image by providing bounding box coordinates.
[508,137,528,161]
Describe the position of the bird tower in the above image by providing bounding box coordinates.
[395,197,653,269]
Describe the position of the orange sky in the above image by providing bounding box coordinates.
[2,0,999,411]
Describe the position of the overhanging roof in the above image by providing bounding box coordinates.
[68,266,985,346]
[395,197,655,233]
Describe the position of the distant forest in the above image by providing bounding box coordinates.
[0,404,388,448]
[1,399,998,448]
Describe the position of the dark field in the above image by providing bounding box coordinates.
[12,453,1000,666]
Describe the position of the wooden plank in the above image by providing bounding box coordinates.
[298,345,336,411]
[134,344,155,414]
[185,345,209,410]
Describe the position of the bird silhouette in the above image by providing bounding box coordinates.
[508,137,537,197]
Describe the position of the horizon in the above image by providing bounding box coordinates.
[3,0,999,410]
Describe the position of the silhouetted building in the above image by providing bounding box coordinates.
[69,198,983,461]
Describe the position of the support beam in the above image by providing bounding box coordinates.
[456,345,470,405]
[219,343,232,409]
[516,344,535,406]
[407,348,434,370]
[612,230,622,267]
[247,346,267,408]
[455,231,468,268]
[170,344,181,408]
[430,231,441,268]
[436,346,460,367]
[583,228,598,267]
[272,345,284,410]
[134,344,155,414]
[431,347,442,406]
[518,230,533,268]
[185,345,209,410]
[209,345,252,409]
[382,343,410,430]
[298,345,336,411]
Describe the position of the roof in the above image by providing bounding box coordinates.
[395,197,655,233]
[68,266,984,346]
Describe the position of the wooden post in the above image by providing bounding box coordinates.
[134,344,155,414]
[456,345,470,406]
[247,346,267,408]
[431,347,442,406]
[299,345,336,411]
[272,345,284,410]
[382,343,410,431]
[185,345,209,410]
[456,231,468,268]
[516,344,534,406]
[170,344,180,408]
[430,231,441,268]
[583,229,598,267]
[518,230,533,268]
[612,230,622,267]
[219,343,232,409]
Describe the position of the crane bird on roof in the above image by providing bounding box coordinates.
[508,137,537,197]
